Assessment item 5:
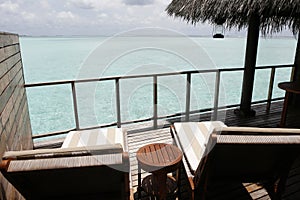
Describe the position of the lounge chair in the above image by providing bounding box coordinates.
[0,128,130,200]
[170,122,300,200]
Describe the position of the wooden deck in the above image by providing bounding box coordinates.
[32,100,300,200]
[124,101,300,200]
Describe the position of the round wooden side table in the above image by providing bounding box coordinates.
[136,143,182,200]
[278,81,300,127]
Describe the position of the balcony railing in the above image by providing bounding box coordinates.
[25,64,293,140]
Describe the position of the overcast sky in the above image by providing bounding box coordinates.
[0,0,235,36]
[0,0,295,37]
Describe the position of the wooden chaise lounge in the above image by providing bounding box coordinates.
[171,122,300,200]
[0,128,130,200]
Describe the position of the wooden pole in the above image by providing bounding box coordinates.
[291,32,300,106]
[238,14,260,116]
[293,32,300,82]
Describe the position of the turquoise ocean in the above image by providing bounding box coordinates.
[19,36,297,136]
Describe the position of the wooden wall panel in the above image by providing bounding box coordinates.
[0,32,33,200]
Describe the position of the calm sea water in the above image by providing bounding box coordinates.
[20,36,297,135]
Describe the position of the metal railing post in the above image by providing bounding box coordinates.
[213,71,220,120]
[266,68,276,112]
[71,82,80,130]
[153,76,158,129]
[185,73,191,122]
[115,78,121,128]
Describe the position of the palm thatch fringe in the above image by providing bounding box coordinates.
[166,0,300,34]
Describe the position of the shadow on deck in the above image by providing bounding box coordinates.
[126,101,300,200]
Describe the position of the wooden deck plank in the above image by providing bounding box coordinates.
[33,101,300,199]
[125,101,300,200]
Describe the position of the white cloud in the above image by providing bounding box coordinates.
[122,0,155,6]
[97,13,108,20]
[67,0,122,11]
[68,0,96,9]
[57,11,75,20]
[40,0,51,10]
[21,11,36,22]
[0,1,19,13]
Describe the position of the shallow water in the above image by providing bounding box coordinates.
[20,36,297,135]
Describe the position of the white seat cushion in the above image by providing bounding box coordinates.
[174,121,227,172]
[62,128,127,151]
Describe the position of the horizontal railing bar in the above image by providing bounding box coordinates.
[180,97,285,116]
[188,108,215,115]
[213,97,285,111]
[252,97,285,105]
[24,70,218,87]
[218,67,244,72]
[25,80,73,87]
[219,64,292,72]
[32,97,285,140]
[255,64,293,70]
[32,123,118,140]
[121,117,154,125]
[268,97,285,102]
[77,122,118,131]
[25,64,293,88]
[118,69,219,79]
[32,129,76,139]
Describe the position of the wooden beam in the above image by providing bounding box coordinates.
[239,14,260,116]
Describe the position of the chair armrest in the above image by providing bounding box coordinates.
[214,126,300,135]
[2,144,123,160]
[1,152,129,172]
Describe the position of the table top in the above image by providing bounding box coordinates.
[136,143,182,173]
[278,81,300,94]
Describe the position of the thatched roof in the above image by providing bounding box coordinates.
[166,0,300,34]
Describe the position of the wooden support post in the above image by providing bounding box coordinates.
[238,14,260,117]
[293,33,300,82]
[291,33,300,106]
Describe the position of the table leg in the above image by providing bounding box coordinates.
[177,162,182,199]
[280,92,290,127]
[138,163,141,199]
[152,172,167,200]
